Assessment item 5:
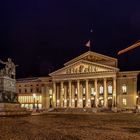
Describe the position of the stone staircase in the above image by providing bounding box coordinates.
[48,107,112,113]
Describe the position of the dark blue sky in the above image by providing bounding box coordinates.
[0,0,140,78]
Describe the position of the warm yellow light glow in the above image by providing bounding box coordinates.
[33,93,36,99]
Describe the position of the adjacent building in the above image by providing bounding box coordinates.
[17,51,140,110]
[16,77,52,110]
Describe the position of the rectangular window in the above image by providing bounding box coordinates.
[83,88,86,95]
[99,85,103,94]
[122,98,127,106]
[108,85,113,94]
[122,84,127,94]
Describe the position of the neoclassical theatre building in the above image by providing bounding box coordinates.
[17,51,140,110]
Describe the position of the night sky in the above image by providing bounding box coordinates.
[0,0,140,78]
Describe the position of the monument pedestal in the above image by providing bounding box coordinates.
[0,103,31,116]
[0,76,31,116]
[0,58,31,116]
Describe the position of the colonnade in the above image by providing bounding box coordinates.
[52,77,117,108]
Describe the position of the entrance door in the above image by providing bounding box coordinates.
[75,100,77,108]
[67,100,69,107]
[99,99,104,107]
[91,100,95,107]
[83,99,86,108]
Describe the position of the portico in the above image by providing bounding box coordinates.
[52,76,117,108]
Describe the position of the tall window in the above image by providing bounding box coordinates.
[75,88,77,95]
[122,98,127,105]
[99,85,103,94]
[91,88,95,95]
[108,85,113,94]
[83,87,86,95]
[122,84,127,93]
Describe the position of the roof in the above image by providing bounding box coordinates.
[64,51,117,66]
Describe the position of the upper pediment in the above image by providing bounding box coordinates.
[49,60,119,76]
[64,51,118,68]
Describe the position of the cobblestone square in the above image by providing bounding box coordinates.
[0,113,140,140]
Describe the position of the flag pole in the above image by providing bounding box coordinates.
[85,29,93,51]
[85,40,91,51]
[89,45,91,51]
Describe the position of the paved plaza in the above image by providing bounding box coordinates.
[0,113,140,140]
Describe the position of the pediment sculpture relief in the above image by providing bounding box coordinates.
[66,64,103,74]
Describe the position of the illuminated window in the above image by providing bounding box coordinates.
[108,85,113,94]
[75,88,77,94]
[122,98,127,105]
[91,88,95,95]
[83,87,86,95]
[122,84,127,93]
[99,85,103,94]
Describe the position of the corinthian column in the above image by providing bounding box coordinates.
[64,85,67,107]
[113,77,117,107]
[104,78,108,108]
[95,79,98,108]
[60,81,64,107]
[68,81,72,107]
[77,80,80,107]
[86,79,91,107]
[53,82,56,107]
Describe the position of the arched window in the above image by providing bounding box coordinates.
[108,84,113,94]
[99,85,103,94]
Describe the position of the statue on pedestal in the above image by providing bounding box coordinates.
[0,58,18,103]
[0,58,31,116]
[0,58,17,79]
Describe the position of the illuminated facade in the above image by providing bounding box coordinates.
[16,51,140,110]
[49,51,140,109]
[16,77,52,110]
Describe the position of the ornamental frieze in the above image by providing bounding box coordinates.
[66,65,100,74]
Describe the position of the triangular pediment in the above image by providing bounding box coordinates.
[49,60,119,76]
[64,51,118,68]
